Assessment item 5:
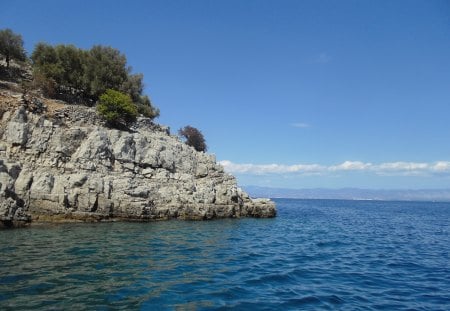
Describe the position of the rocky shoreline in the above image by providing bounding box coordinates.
[0,90,276,228]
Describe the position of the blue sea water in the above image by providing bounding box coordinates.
[1,199,450,310]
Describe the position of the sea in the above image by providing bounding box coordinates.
[1,199,449,310]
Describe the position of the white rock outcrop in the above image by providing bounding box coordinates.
[0,102,276,227]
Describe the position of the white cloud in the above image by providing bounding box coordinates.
[291,122,310,128]
[219,160,450,176]
[218,160,324,175]
[377,162,428,171]
[431,161,450,173]
[329,161,372,171]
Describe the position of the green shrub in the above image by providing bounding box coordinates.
[97,89,138,126]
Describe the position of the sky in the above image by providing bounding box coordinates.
[2,0,450,189]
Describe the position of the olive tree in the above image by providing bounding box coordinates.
[31,43,85,97]
[84,45,129,100]
[0,28,26,68]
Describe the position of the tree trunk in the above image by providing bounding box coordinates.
[5,53,10,68]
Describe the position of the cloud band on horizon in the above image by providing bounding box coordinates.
[219,160,450,176]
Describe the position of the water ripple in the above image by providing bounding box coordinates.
[1,199,450,310]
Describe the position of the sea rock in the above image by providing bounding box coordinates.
[0,100,276,227]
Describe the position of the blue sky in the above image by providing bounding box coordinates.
[2,0,450,189]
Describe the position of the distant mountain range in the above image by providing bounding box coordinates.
[243,186,450,202]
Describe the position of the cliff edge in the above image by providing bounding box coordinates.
[0,89,275,227]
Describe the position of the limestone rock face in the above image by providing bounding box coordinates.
[0,102,275,226]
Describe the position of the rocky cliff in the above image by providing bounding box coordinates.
[0,91,275,227]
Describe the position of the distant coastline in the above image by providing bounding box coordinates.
[244,186,450,203]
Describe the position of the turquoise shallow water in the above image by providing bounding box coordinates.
[1,199,450,310]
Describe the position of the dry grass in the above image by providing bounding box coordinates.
[0,91,21,112]
[41,98,66,116]
[0,80,68,118]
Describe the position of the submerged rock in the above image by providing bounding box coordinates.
[0,97,275,227]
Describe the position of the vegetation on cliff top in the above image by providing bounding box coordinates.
[31,43,159,118]
[0,28,158,122]
[0,28,207,149]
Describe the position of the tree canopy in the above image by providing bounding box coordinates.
[31,42,159,120]
[31,43,129,102]
[0,28,27,68]
[84,45,129,99]
[179,126,207,152]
